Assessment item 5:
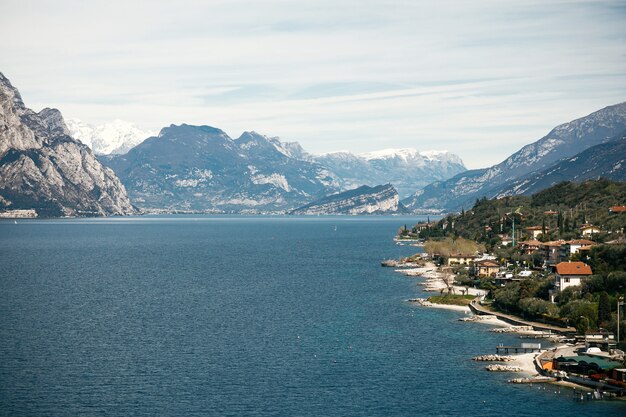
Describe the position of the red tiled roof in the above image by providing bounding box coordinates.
[609,206,626,213]
[542,240,566,247]
[518,239,542,246]
[555,262,592,275]
[566,239,595,245]
[475,260,499,267]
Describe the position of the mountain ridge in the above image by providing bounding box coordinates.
[290,184,408,215]
[403,102,626,212]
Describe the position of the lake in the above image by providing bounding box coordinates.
[1,216,624,416]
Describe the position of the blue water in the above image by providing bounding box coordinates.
[0,216,624,416]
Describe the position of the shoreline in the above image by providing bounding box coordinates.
[393,257,614,397]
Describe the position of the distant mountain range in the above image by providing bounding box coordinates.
[0,73,135,217]
[2,70,624,217]
[314,148,465,198]
[65,115,466,211]
[290,184,407,215]
[66,118,155,155]
[101,126,466,212]
[403,102,626,212]
[103,126,341,212]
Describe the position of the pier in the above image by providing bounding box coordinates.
[496,343,542,354]
[518,332,554,339]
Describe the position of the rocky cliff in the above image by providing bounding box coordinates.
[0,72,136,217]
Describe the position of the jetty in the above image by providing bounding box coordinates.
[496,343,542,354]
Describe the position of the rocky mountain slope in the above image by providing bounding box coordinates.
[314,148,466,198]
[290,184,407,215]
[495,131,626,197]
[0,73,136,217]
[403,102,626,212]
[66,118,155,155]
[103,126,340,212]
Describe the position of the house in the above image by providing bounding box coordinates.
[550,261,593,302]
[518,239,541,255]
[447,253,476,265]
[609,206,626,214]
[580,223,601,236]
[526,226,547,239]
[474,259,500,277]
[415,222,437,231]
[541,240,566,266]
[583,330,616,351]
[560,239,596,259]
[499,235,513,246]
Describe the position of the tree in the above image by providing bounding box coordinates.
[559,300,598,333]
[598,291,611,324]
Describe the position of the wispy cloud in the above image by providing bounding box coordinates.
[1,0,625,168]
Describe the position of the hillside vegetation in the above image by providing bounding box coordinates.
[416,179,626,248]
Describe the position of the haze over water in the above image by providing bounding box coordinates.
[1,216,624,416]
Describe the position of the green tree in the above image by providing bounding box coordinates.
[598,291,611,324]
[559,300,598,333]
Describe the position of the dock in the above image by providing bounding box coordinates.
[518,332,554,339]
[496,343,542,354]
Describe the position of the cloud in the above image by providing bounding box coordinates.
[1,0,625,168]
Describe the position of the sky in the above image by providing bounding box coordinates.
[1,0,625,169]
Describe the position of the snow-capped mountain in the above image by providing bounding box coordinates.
[103,126,340,212]
[290,184,408,215]
[66,118,155,155]
[0,72,136,217]
[100,122,467,213]
[403,102,626,212]
[314,148,466,198]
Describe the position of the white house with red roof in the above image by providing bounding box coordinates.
[580,224,601,236]
[550,261,593,302]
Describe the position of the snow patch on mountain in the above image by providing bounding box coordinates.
[66,118,155,155]
[251,173,291,192]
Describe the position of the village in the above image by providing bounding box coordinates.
[388,198,626,399]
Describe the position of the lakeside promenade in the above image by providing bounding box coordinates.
[469,299,577,334]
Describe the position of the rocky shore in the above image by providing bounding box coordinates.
[472,354,515,362]
[486,364,524,372]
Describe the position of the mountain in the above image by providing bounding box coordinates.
[66,118,155,155]
[403,102,626,212]
[314,148,466,198]
[290,184,408,215]
[0,73,136,217]
[103,126,340,212]
[495,131,626,197]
